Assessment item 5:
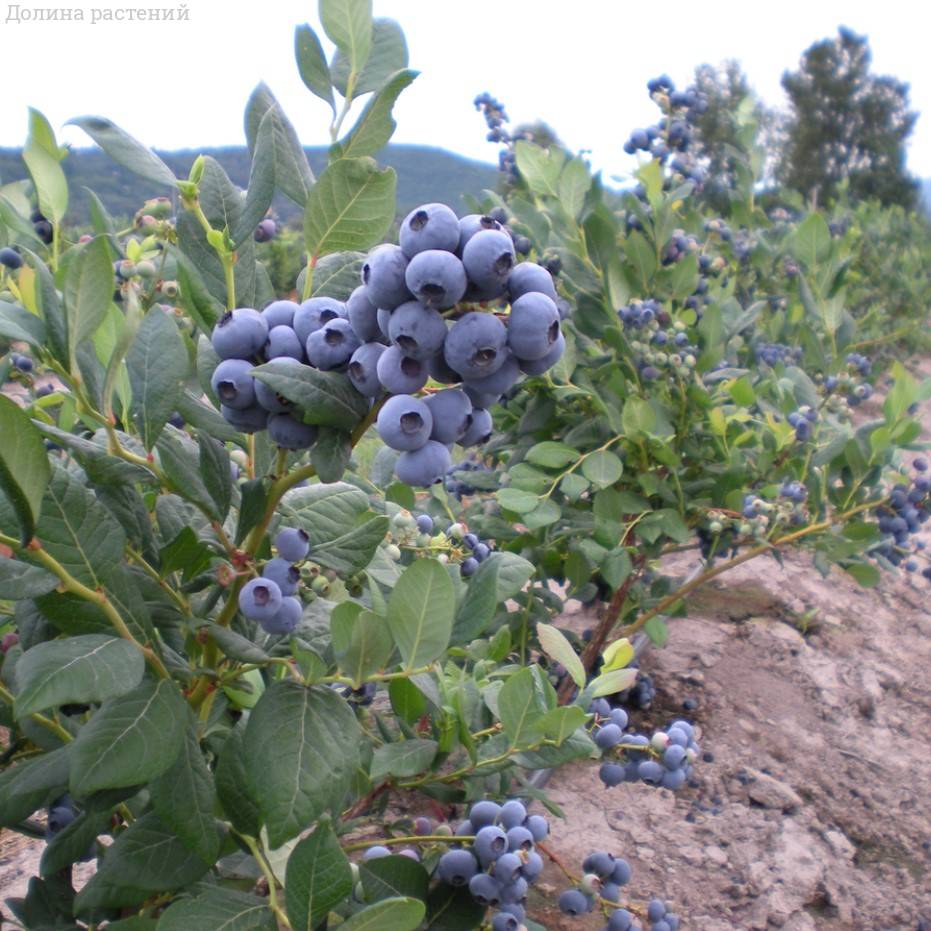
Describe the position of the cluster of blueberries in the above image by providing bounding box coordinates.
[618,301,699,382]
[623,75,708,186]
[444,458,492,500]
[237,527,310,634]
[473,92,522,182]
[426,799,548,931]
[821,352,875,412]
[209,201,567,487]
[590,700,700,792]
[558,849,680,931]
[787,405,817,442]
[872,458,931,577]
[3,351,33,378]
[385,511,495,579]
[754,342,803,368]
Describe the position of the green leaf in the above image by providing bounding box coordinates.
[0,554,58,599]
[514,140,563,198]
[337,69,417,159]
[387,559,455,670]
[320,0,373,81]
[67,115,176,188]
[336,608,393,687]
[498,667,546,748]
[643,615,669,647]
[496,487,540,514]
[388,677,427,724]
[159,887,276,931]
[279,482,389,576]
[536,623,585,688]
[174,251,224,333]
[69,678,188,796]
[216,722,261,837]
[14,635,144,720]
[668,252,699,301]
[622,397,656,436]
[126,307,188,450]
[339,898,425,931]
[624,231,656,288]
[331,17,408,97]
[23,114,68,223]
[0,396,52,543]
[360,855,429,904]
[311,427,352,483]
[65,236,114,365]
[40,793,113,876]
[791,213,831,268]
[587,667,638,698]
[0,745,71,828]
[245,682,362,847]
[74,811,210,912]
[581,450,623,488]
[285,817,353,931]
[252,359,369,430]
[236,477,270,546]
[557,157,591,220]
[526,441,580,469]
[295,24,335,113]
[157,428,222,521]
[529,705,587,743]
[371,738,438,780]
[308,251,367,300]
[32,422,151,486]
[844,562,881,587]
[198,433,232,523]
[150,716,219,864]
[0,299,46,347]
[232,111,277,248]
[303,157,396,260]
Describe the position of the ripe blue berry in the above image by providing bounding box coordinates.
[610,858,632,886]
[525,814,549,842]
[474,825,508,864]
[647,898,667,922]
[293,297,347,346]
[211,359,256,410]
[267,413,318,450]
[362,845,391,861]
[492,852,522,884]
[491,913,519,931]
[389,300,449,358]
[347,286,383,343]
[468,872,502,906]
[518,331,566,375]
[221,402,269,434]
[261,300,298,329]
[460,408,493,447]
[306,318,361,370]
[558,889,592,916]
[506,826,534,851]
[376,345,428,394]
[212,308,268,360]
[262,558,301,596]
[362,244,412,310]
[498,799,527,829]
[0,246,23,269]
[458,213,504,253]
[600,762,625,787]
[464,353,520,396]
[400,203,460,258]
[260,595,302,635]
[595,723,624,749]
[436,849,478,886]
[508,292,561,361]
[395,441,452,487]
[239,578,283,621]
[520,850,544,881]
[377,395,433,452]
[608,908,634,931]
[416,514,434,534]
[508,262,557,302]
[468,800,501,828]
[445,312,508,380]
[462,229,515,299]
[276,527,310,562]
[348,343,387,397]
[638,760,665,785]
[583,851,615,879]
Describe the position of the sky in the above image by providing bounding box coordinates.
[0,0,929,186]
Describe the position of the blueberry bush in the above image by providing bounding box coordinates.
[0,4,929,931]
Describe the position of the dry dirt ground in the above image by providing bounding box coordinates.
[3,378,931,929]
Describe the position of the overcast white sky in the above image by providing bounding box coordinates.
[1,0,928,184]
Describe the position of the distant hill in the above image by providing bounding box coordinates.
[0,144,500,227]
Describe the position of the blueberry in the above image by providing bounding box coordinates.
[525,814,549,842]
[210,359,255,410]
[600,762,625,787]
[493,852,522,884]
[460,408,493,447]
[347,285,383,343]
[495,799,526,829]
[435,848,478,886]
[404,250,468,309]
[500,876,528,903]
[508,262,557,303]
[666,727,689,747]
[34,219,53,244]
[455,818,475,837]
[661,768,686,790]
[376,345,429,394]
[428,351,462,384]
[266,326,304,361]
[377,395,433,451]
[472,542,490,561]
[462,229,515,300]
[416,514,434,534]
[609,708,629,729]
[294,297,347,346]
[458,214,504,253]
[255,376,295,414]
[608,908,634,931]
[601,881,621,902]
[461,556,479,576]
[610,858,632,885]
[520,850,543,881]
[261,300,299,329]
[589,698,611,717]
[469,872,503,906]
[0,246,23,269]
[348,343,387,397]
[506,825,534,852]
[915,457,929,472]
[508,292,561,361]
[464,353,521,396]
[474,825,508,864]
[376,307,392,340]
[239,577,283,621]
[362,845,391,861]
[500,903,526,923]
[468,800,501,828]
[663,744,687,770]
[362,244,412,310]
[491,913,519,931]
[12,354,33,373]
[212,308,268,360]
[463,385,500,411]
[558,889,591,916]
[445,312,508,380]
[221,402,269,433]
[518,331,566,375]
[388,300,450,358]
[260,595,302,635]
[267,413,318,449]
[647,899,666,922]
[306,318,360,370]
[262,557,301,596]
[395,441,452,487]
[582,851,615,879]
[254,218,277,242]
[46,800,76,838]
[399,202,460,258]
[276,527,310,562]
[639,760,665,785]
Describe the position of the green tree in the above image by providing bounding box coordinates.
[779,27,918,208]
